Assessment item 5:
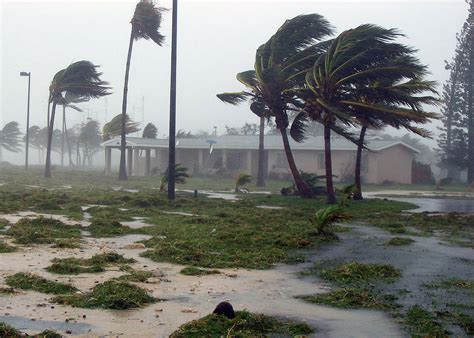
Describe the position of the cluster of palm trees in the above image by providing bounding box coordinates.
[218,14,439,204]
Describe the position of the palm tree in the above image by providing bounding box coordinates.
[142,122,158,139]
[218,14,334,198]
[45,61,111,178]
[303,24,438,203]
[103,114,141,141]
[0,122,22,162]
[119,0,165,181]
[160,163,189,192]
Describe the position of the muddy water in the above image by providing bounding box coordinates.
[0,228,402,337]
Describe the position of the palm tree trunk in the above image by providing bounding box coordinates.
[280,128,313,198]
[44,101,57,178]
[353,126,367,200]
[256,115,266,187]
[61,106,65,167]
[324,123,336,204]
[63,118,74,167]
[119,28,136,181]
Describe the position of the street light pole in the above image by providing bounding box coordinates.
[20,71,31,169]
[168,0,178,200]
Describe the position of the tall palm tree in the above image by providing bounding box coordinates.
[218,14,334,198]
[45,61,111,178]
[303,24,438,203]
[0,122,22,162]
[351,78,438,200]
[119,0,165,181]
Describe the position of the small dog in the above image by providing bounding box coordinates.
[213,301,235,319]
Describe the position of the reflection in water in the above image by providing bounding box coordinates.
[386,197,474,213]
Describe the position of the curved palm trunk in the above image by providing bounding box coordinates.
[256,115,266,187]
[324,123,336,204]
[353,126,367,200]
[44,101,57,178]
[61,106,65,167]
[280,128,313,198]
[63,117,74,167]
[119,28,136,181]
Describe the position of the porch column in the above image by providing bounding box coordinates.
[127,148,133,176]
[198,149,204,174]
[105,147,112,174]
[133,148,140,176]
[222,150,227,169]
[247,150,252,174]
[145,149,151,176]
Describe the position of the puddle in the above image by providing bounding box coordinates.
[112,187,139,193]
[121,218,154,229]
[0,315,95,335]
[0,211,90,227]
[163,211,197,217]
[256,205,285,210]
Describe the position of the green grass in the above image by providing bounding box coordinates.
[297,288,398,310]
[385,237,415,246]
[439,312,474,335]
[180,266,221,276]
[6,217,81,245]
[46,252,135,275]
[0,240,15,253]
[86,219,135,237]
[52,280,157,309]
[423,278,473,290]
[170,310,313,337]
[5,273,77,294]
[115,269,154,283]
[0,323,60,338]
[307,261,401,286]
[404,305,449,337]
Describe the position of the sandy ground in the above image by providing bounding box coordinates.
[0,215,403,338]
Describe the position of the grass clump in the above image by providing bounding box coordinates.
[46,252,135,275]
[0,240,15,253]
[297,288,398,310]
[0,322,21,336]
[6,217,81,245]
[180,266,221,276]
[52,280,156,309]
[5,273,77,294]
[0,286,16,294]
[385,237,415,246]
[424,278,473,290]
[37,330,62,338]
[86,219,134,237]
[312,261,401,286]
[170,310,313,337]
[404,305,448,337]
[116,270,154,283]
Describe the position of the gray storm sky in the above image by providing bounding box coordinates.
[0,0,469,140]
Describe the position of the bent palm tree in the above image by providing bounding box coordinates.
[45,61,111,178]
[304,24,438,203]
[0,122,22,162]
[160,163,189,192]
[119,0,165,180]
[218,14,334,198]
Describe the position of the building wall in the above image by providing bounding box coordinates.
[366,146,413,184]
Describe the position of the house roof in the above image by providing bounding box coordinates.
[102,135,420,153]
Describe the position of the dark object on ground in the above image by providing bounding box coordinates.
[213,301,235,319]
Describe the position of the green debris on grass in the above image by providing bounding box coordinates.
[297,288,399,310]
[6,217,81,245]
[180,266,221,276]
[46,252,136,275]
[404,305,449,337]
[424,278,473,290]
[50,238,82,249]
[115,270,154,283]
[170,310,314,338]
[86,219,134,237]
[0,286,16,294]
[385,237,415,246]
[0,218,9,228]
[0,322,21,336]
[0,240,15,253]
[307,261,401,286]
[0,323,61,338]
[52,280,156,309]
[5,273,77,294]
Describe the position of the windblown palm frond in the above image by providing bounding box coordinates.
[235,173,252,192]
[103,114,141,141]
[160,164,189,192]
[132,0,166,45]
[0,122,22,152]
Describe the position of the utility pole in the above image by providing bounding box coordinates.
[168,0,178,200]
